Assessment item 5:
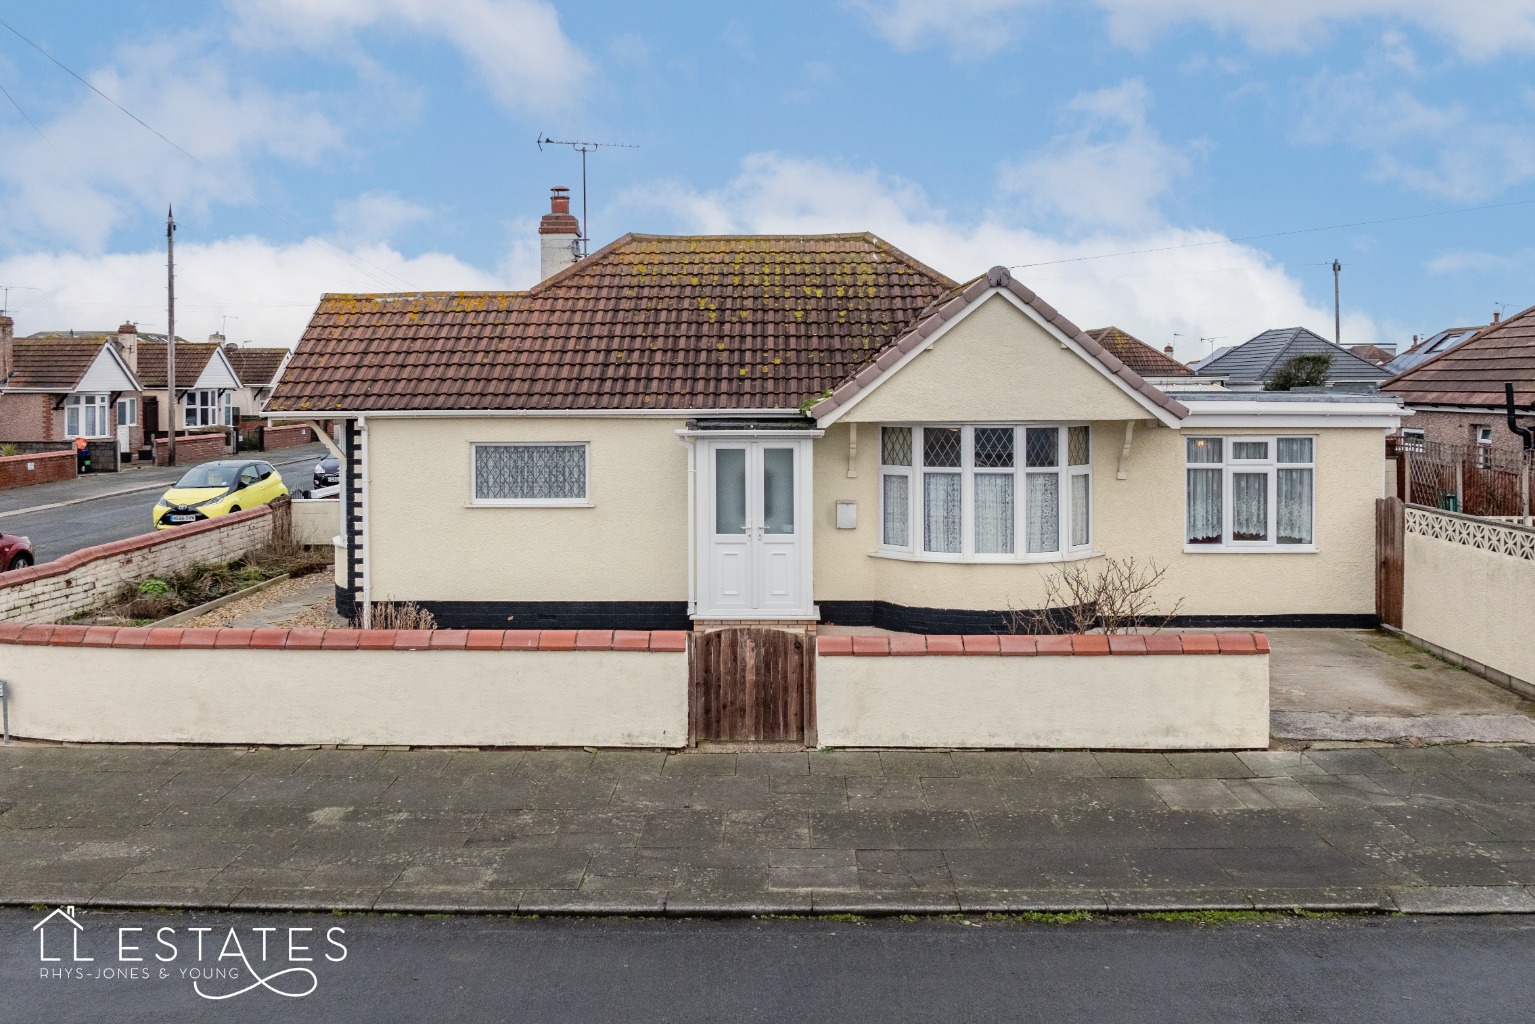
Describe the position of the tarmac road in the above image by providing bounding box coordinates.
[0,443,329,562]
[2,909,1531,1023]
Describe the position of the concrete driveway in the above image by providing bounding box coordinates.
[1269,629,1535,744]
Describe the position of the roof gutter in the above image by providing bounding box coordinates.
[262,408,807,421]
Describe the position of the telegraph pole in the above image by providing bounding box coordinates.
[166,206,177,466]
[1332,259,1342,346]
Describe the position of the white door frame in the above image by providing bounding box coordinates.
[681,429,821,620]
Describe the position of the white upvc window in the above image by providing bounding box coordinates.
[183,389,220,428]
[221,390,234,426]
[1185,435,1316,551]
[471,442,590,506]
[878,424,1092,562]
[64,394,110,438]
[116,396,138,427]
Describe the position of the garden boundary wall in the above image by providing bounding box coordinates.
[0,449,74,490]
[0,506,278,625]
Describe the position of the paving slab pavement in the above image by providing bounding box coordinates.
[4,743,1535,915]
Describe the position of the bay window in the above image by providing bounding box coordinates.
[64,394,109,438]
[880,424,1091,561]
[1185,435,1315,550]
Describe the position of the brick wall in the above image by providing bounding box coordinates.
[0,450,76,490]
[0,394,52,441]
[0,506,277,625]
[1407,408,1535,455]
[262,423,313,451]
[154,431,229,467]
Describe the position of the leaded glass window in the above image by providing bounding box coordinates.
[474,443,587,503]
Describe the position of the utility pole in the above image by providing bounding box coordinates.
[166,206,177,467]
[1332,259,1342,346]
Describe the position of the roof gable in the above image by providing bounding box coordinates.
[138,342,221,389]
[267,233,958,414]
[1384,303,1535,407]
[76,344,141,393]
[4,339,102,391]
[193,347,240,390]
[1200,326,1392,384]
[809,267,1186,427]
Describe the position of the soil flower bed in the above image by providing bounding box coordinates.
[73,545,330,625]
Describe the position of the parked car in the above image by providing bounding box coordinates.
[0,532,33,571]
[153,459,289,530]
[313,453,339,489]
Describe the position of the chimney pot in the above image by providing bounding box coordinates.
[1163,345,1175,356]
[538,185,582,281]
[1492,311,1501,324]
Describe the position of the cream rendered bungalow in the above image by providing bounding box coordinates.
[267,229,1404,632]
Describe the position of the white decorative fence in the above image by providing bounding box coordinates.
[1401,505,1535,698]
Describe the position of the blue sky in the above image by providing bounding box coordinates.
[0,0,1532,359]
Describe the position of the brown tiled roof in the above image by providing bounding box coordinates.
[224,346,287,387]
[266,233,959,413]
[4,339,102,390]
[1384,303,1535,407]
[137,342,219,389]
[1347,344,1395,367]
[1085,326,1192,376]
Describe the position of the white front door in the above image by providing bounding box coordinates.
[699,438,813,618]
[116,423,131,455]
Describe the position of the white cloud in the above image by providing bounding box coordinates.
[626,152,1374,360]
[849,0,1043,57]
[853,0,1535,58]
[1425,249,1529,275]
[999,79,1192,231]
[228,0,591,113]
[331,191,433,245]
[1295,57,1535,201]
[0,34,342,251]
[0,234,537,346]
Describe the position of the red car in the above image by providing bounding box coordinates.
[0,532,34,572]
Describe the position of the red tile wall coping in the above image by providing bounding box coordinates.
[0,505,275,591]
[817,633,1269,656]
[0,624,689,652]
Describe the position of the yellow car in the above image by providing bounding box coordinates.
[154,459,289,530]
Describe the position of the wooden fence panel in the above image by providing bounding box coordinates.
[1376,496,1405,629]
[689,628,810,744]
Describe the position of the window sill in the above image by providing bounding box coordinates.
[868,548,1101,565]
[465,501,594,509]
[1182,544,1318,554]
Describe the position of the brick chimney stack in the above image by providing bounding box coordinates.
[539,186,581,281]
[115,322,138,376]
[0,313,14,385]
[1493,310,1501,325]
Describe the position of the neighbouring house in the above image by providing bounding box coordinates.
[1196,327,1392,391]
[0,318,144,454]
[267,213,1404,633]
[136,339,242,437]
[1384,303,1535,456]
[1348,344,1397,367]
[221,342,290,418]
[1384,323,1487,377]
[1084,326,1226,393]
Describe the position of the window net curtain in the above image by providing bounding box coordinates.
[476,445,585,500]
[1186,468,1222,544]
[1277,468,1313,544]
[924,473,961,553]
[1025,473,1058,553]
[974,474,1014,554]
[882,474,909,547]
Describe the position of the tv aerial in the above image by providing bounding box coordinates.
[536,134,637,257]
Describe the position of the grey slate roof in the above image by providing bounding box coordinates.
[1196,327,1392,386]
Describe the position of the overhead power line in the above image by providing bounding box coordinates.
[1009,197,1535,270]
[0,15,420,293]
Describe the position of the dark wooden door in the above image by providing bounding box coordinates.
[689,628,813,744]
[1376,497,1405,629]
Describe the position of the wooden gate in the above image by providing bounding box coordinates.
[1376,496,1405,629]
[689,628,813,744]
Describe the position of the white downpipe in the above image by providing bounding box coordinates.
[679,433,697,616]
[360,415,372,629]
